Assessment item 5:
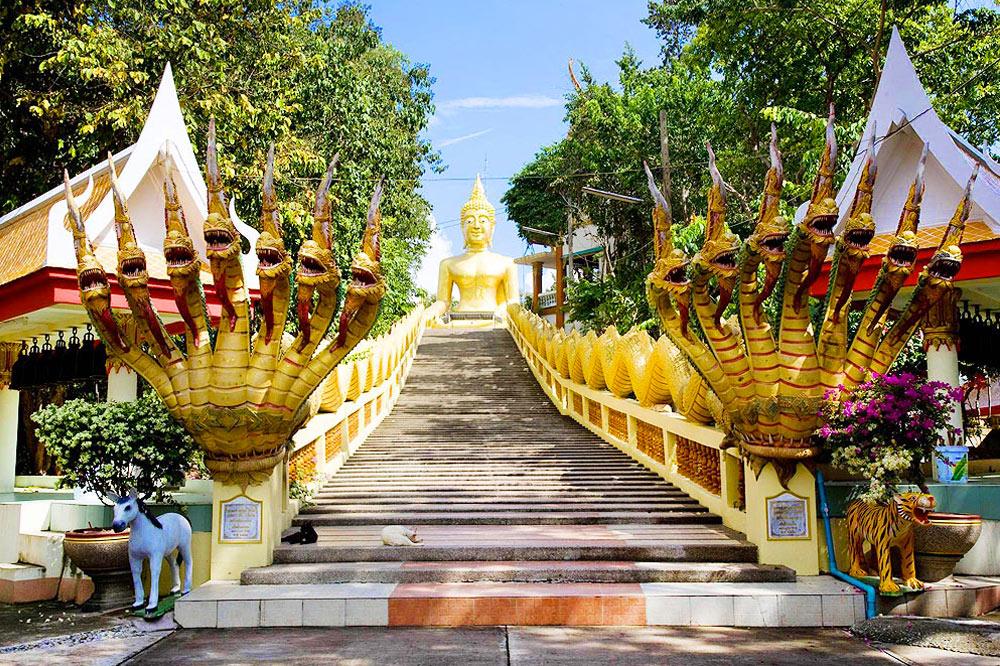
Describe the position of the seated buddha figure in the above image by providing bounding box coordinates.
[429,176,519,319]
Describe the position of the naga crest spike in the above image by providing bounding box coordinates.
[363,179,384,262]
[312,154,339,249]
[260,143,281,237]
[938,163,980,253]
[205,118,228,218]
[108,153,138,247]
[643,161,672,261]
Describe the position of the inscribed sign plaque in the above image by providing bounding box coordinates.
[766,492,810,540]
[219,495,263,544]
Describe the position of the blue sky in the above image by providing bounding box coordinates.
[366,1,662,294]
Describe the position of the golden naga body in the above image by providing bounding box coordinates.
[67,121,386,486]
[645,109,977,482]
[429,176,519,318]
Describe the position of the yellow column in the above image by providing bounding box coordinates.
[744,462,820,575]
[209,466,284,580]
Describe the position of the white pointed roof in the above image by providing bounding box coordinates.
[797,28,1000,240]
[0,64,259,289]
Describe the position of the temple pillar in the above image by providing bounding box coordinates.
[923,289,965,482]
[107,367,138,402]
[532,261,543,313]
[554,243,565,329]
[0,389,18,494]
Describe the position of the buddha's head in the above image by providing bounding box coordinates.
[461,175,495,251]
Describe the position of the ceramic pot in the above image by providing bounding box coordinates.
[913,512,982,582]
[62,527,132,610]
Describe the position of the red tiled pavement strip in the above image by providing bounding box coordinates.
[388,583,647,626]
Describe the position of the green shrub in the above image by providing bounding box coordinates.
[31,393,199,501]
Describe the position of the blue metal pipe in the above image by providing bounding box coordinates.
[816,469,876,619]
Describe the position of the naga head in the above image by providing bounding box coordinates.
[794,104,839,310]
[748,126,790,319]
[108,154,149,290]
[255,144,292,345]
[643,161,691,333]
[296,157,342,346]
[801,105,839,247]
[893,164,977,337]
[337,182,386,347]
[65,171,127,350]
[255,144,291,281]
[839,128,878,261]
[162,169,199,280]
[748,126,790,261]
[110,155,171,356]
[697,143,739,323]
[925,164,978,288]
[203,118,241,263]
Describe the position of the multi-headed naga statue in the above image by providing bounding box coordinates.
[645,108,977,484]
[67,121,386,486]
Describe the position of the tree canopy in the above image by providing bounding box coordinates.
[504,0,999,332]
[1,0,440,332]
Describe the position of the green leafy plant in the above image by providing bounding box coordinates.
[288,479,315,509]
[32,393,199,502]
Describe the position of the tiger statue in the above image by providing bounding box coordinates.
[845,492,936,595]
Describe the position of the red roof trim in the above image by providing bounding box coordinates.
[0,267,259,325]
[809,238,1000,297]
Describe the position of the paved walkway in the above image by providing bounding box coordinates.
[122,627,959,665]
[4,625,994,664]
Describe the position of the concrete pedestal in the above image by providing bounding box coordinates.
[744,463,821,575]
[210,467,285,580]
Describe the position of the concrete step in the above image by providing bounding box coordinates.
[300,502,706,513]
[292,511,720,526]
[272,524,758,564]
[177,578,866,628]
[242,560,796,585]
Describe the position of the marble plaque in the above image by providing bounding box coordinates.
[220,495,262,543]
[766,492,810,540]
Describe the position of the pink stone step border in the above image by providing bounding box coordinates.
[175,576,866,628]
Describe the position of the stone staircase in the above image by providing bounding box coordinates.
[175,327,866,628]
[243,328,792,587]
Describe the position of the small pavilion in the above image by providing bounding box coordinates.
[808,27,1000,431]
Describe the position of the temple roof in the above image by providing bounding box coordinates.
[0,64,261,291]
[828,27,999,242]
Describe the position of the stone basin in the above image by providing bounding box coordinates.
[914,512,982,582]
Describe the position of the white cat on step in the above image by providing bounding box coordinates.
[381,525,422,546]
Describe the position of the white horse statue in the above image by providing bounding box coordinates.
[110,489,193,613]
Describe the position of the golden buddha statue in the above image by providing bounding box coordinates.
[429,175,519,319]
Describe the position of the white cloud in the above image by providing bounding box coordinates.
[438,95,562,112]
[413,214,454,296]
[438,128,493,148]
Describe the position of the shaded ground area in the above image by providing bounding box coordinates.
[128,627,898,665]
[854,615,1000,657]
[0,601,125,648]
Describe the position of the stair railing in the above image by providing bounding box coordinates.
[284,306,429,500]
[506,305,748,533]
